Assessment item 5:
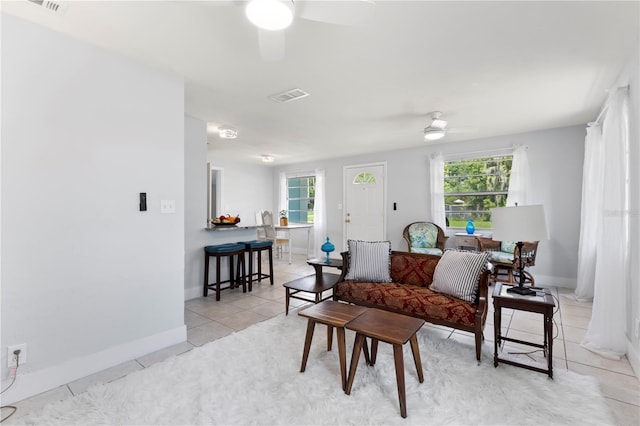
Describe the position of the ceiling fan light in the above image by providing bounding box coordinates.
[424,128,445,141]
[218,126,238,139]
[261,154,274,162]
[246,0,294,31]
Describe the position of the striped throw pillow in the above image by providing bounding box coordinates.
[344,240,392,283]
[430,250,489,303]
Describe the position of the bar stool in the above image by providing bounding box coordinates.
[238,240,274,292]
[203,243,246,301]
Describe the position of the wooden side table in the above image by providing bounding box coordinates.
[493,282,555,378]
[307,257,343,278]
[455,232,482,250]
[282,273,340,315]
[298,301,369,391]
[345,308,425,418]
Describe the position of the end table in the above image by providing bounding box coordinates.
[493,282,555,378]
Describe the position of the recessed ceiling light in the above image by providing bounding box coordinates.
[218,126,238,139]
[246,0,294,31]
[261,154,275,163]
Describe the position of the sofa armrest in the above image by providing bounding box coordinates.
[338,251,350,282]
[475,270,490,321]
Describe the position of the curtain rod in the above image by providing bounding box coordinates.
[592,85,630,126]
[442,145,519,160]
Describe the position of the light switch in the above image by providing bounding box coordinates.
[160,200,176,214]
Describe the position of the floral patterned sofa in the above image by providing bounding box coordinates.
[334,250,490,361]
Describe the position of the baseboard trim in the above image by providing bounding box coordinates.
[185,286,201,301]
[532,274,576,289]
[1,325,186,405]
[627,339,640,380]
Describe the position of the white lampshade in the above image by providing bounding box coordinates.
[246,0,294,31]
[491,204,549,242]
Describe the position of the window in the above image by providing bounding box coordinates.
[353,171,376,184]
[287,176,315,223]
[444,155,512,229]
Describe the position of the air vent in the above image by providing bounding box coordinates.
[26,0,67,14]
[269,88,310,103]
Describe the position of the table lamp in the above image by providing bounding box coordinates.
[490,204,549,296]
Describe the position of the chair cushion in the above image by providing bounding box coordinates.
[488,250,515,264]
[408,222,438,248]
[430,250,489,303]
[501,241,517,254]
[409,247,443,256]
[344,240,392,283]
[204,243,245,254]
[238,240,273,249]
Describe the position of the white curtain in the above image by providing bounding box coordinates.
[581,86,630,360]
[313,168,327,259]
[506,145,531,206]
[278,172,287,215]
[429,153,446,229]
[575,125,605,300]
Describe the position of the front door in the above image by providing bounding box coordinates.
[343,163,386,247]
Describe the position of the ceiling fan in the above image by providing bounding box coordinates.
[243,0,376,61]
[423,111,448,141]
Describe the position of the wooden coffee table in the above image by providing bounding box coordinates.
[298,301,369,391]
[345,309,425,418]
[282,273,340,315]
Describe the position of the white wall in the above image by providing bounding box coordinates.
[274,125,585,288]
[206,152,275,222]
[1,15,186,403]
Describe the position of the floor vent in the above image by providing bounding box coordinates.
[26,0,67,14]
[269,88,310,103]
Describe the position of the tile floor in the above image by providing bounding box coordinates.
[3,253,639,425]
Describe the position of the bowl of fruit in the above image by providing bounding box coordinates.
[211,215,240,227]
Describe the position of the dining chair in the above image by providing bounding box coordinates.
[255,210,266,240]
[261,211,289,258]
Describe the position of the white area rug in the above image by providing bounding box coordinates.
[13,313,614,425]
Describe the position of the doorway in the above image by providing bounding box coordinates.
[343,163,386,248]
[207,164,223,221]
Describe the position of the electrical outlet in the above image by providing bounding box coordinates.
[160,199,176,214]
[7,344,27,368]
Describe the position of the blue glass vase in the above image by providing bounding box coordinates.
[321,237,335,264]
[465,220,475,235]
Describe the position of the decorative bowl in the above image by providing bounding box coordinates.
[210,216,240,226]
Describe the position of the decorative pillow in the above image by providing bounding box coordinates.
[344,240,392,282]
[501,241,517,254]
[430,249,489,303]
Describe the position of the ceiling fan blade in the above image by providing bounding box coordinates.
[298,0,375,27]
[448,126,480,134]
[258,29,286,61]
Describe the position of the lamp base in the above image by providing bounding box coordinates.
[506,285,537,296]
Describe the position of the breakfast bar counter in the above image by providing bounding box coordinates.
[205,224,266,232]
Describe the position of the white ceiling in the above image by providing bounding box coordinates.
[3,0,639,165]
